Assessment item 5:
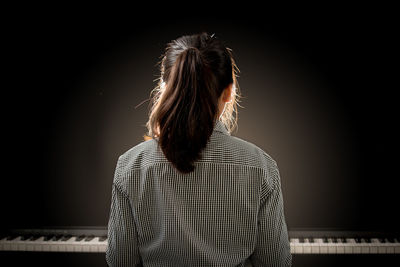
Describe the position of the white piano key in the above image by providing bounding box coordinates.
[327,238,337,254]
[343,238,354,254]
[386,246,394,254]
[98,243,107,253]
[42,243,50,252]
[369,245,378,254]
[289,244,295,254]
[58,242,66,252]
[353,245,361,254]
[309,239,319,254]
[348,238,363,254]
[89,237,100,252]
[289,238,298,254]
[378,246,387,253]
[295,239,305,254]
[73,243,83,252]
[82,243,90,252]
[92,237,107,252]
[303,245,312,254]
[295,245,303,254]
[3,242,11,251]
[63,236,76,252]
[336,246,345,253]
[33,236,45,252]
[11,236,22,251]
[371,239,387,254]
[369,238,380,254]
[322,245,331,254]
[291,242,303,254]
[336,238,345,254]
[310,243,320,254]
[315,238,328,254]
[370,238,387,254]
[395,239,400,254]
[328,245,337,254]
[49,239,60,252]
[18,241,27,252]
[74,238,86,253]
[26,243,35,251]
[302,238,312,254]
[360,244,370,254]
[74,240,84,252]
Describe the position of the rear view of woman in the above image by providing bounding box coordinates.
[106,32,292,266]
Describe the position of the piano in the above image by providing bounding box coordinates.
[1,228,399,254]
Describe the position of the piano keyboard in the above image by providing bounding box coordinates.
[0,235,107,253]
[1,229,399,254]
[0,228,108,253]
[289,237,400,254]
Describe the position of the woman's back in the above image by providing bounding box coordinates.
[107,120,292,266]
[106,32,291,266]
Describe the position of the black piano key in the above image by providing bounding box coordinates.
[61,235,72,241]
[355,237,361,243]
[332,237,338,243]
[323,237,328,243]
[299,237,305,243]
[6,235,18,241]
[29,235,41,241]
[20,235,31,241]
[76,235,85,241]
[43,235,54,241]
[84,235,94,242]
[99,236,107,242]
[51,235,63,241]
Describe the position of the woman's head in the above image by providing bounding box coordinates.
[146,32,241,173]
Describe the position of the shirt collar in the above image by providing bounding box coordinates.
[213,120,230,135]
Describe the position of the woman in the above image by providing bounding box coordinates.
[106,32,292,266]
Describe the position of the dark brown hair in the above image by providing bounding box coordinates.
[146,33,240,173]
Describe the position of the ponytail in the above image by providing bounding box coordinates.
[146,33,240,174]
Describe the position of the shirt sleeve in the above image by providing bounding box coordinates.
[250,164,292,266]
[106,181,142,267]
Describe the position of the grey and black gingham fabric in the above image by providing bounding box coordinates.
[106,120,292,267]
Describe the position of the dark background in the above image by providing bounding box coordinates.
[2,6,398,234]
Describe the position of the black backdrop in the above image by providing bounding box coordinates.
[2,7,399,235]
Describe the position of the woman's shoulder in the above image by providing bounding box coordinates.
[208,133,278,171]
[115,139,166,174]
